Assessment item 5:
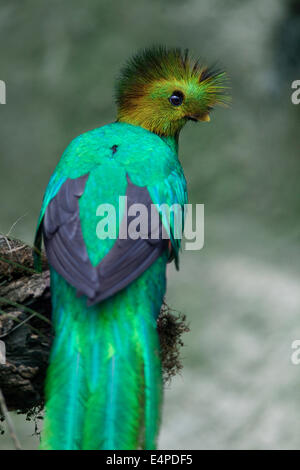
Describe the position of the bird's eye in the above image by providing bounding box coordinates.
[169,90,184,106]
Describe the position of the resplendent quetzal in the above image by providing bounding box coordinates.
[34,46,228,450]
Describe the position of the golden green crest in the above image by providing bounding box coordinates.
[116,46,230,137]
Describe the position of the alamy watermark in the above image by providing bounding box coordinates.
[291,80,300,105]
[0,340,6,364]
[96,198,204,251]
[291,340,300,365]
[0,80,6,104]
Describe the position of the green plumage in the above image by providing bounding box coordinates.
[41,254,167,450]
[35,46,228,450]
[36,122,186,450]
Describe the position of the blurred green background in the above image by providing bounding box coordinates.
[0,0,300,449]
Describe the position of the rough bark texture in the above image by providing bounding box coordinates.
[0,235,189,416]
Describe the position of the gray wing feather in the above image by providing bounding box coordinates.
[42,173,167,305]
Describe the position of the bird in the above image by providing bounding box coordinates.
[34,46,228,450]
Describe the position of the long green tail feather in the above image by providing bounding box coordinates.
[41,257,166,450]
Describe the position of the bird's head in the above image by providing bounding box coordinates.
[116,46,229,137]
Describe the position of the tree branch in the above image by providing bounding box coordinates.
[0,234,189,416]
[0,388,22,449]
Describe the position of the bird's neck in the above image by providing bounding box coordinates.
[117,115,180,155]
[160,133,179,155]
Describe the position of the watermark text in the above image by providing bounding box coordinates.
[0,340,6,364]
[291,80,300,104]
[0,80,6,104]
[96,198,204,251]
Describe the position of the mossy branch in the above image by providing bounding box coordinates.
[0,234,189,416]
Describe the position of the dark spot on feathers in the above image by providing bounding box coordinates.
[111,145,118,155]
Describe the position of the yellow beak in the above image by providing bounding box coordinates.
[199,113,210,122]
